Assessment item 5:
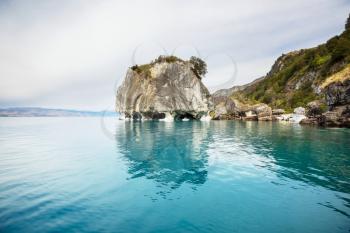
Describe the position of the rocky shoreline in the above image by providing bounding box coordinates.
[116,55,349,127]
[211,83,350,128]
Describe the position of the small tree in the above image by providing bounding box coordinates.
[346,13,350,30]
[189,56,207,78]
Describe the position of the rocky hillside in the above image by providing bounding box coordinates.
[116,56,212,121]
[213,14,350,127]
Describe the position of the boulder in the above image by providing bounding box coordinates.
[211,97,246,120]
[272,109,285,115]
[306,100,325,117]
[319,105,350,127]
[241,103,272,121]
[300,117,320,125]
[294,107,306,115]
[254,104,272,121]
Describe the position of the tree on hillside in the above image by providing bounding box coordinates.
[346,13,350,30]
[189,56,207,78]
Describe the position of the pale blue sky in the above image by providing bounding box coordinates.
[0,0,349,110]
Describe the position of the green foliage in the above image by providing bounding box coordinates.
[346,14,350,30]
[130,55,184,77]
[189,56,207,78]
[320,103,328,113]
[153,55,183,64]
[131,64,152,77]
[234,21,350,111]
[330,32,350,64]
[130,55,207,80]
[290,81,317,108]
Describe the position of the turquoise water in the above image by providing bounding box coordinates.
[0,118,349,233]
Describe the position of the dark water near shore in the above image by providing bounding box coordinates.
[0,118,349,233]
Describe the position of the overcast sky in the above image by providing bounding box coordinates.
[0,0,349,110]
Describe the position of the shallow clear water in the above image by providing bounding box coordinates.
[0,118,349,233]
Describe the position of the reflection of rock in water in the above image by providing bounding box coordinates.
[115,122,211,190]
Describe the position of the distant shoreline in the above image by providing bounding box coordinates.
[0,107,117,117]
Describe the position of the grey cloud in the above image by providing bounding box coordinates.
[0,0,349,110]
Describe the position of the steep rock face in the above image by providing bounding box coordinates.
[324,79,350,107]
[116,59,212,120]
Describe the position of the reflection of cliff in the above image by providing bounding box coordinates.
[115,122,211,189]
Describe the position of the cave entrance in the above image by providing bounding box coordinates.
[174,112,196,121]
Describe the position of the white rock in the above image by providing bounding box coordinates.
[294,107,306,115]
[200,114,211,122]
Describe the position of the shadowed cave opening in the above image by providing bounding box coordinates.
[174,112,196,121]
[131,111,199,121]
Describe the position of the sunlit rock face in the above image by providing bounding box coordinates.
[116,60,212,121]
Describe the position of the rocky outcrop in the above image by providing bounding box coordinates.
[320,106,350,127]
[211,97,241,120]
[253,104,272,121]
[305,100,324,117]
[211,97,272,121]
[324,79,350,107]
[300,66,350,127]
[300,101,325,125]
[116,56,212,121]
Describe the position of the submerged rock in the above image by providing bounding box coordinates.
[116,56,212,121]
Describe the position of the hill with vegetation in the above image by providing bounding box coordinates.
[222,14,350,113]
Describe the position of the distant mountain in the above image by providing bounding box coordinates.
[0,107,117,117]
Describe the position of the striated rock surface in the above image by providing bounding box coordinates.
[116,56,212,121]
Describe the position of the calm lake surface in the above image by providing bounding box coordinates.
[0,118,349,233]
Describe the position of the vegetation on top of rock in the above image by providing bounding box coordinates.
[130,55,207,79]
[346,13,350,30]
[189,56,207,78]
[230,19,350,112]
[131,55,184,76]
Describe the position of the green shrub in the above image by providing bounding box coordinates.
[189,56,207,78]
